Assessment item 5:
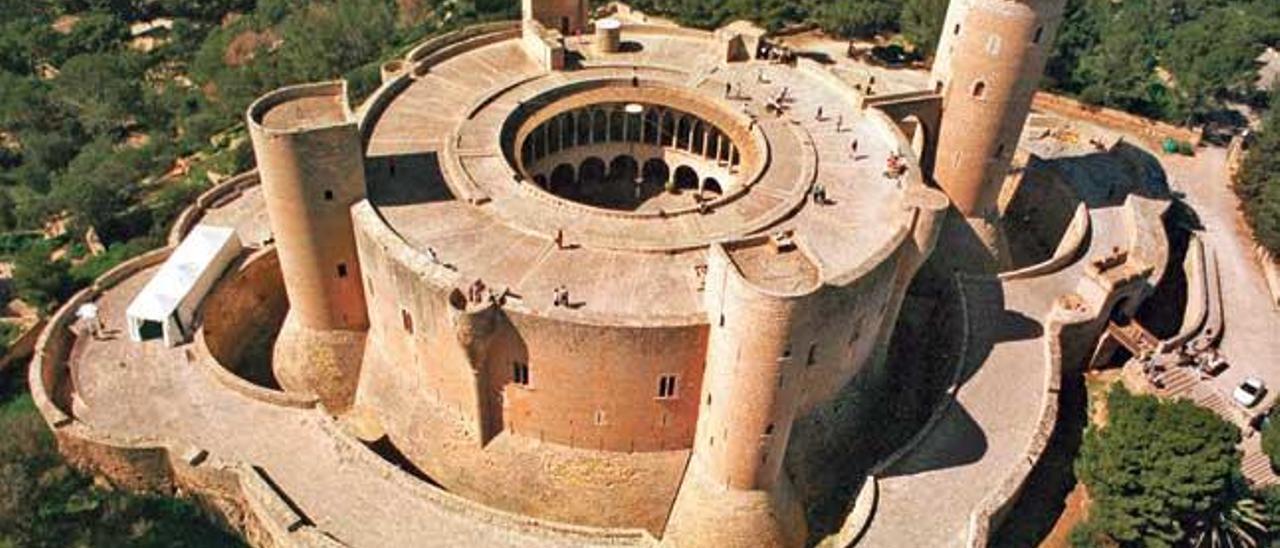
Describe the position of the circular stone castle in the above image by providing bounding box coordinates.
[32,0,1182,546]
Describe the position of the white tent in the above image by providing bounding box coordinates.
[126,225,242,347]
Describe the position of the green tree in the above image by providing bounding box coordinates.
[51,53,145,135]
[11,242,72,309]
[817,0,902,39]
[900,0,947,56]
[1072,386,1243,546]
[1237,89,1280,256]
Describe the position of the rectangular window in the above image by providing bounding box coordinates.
[513,361,530,386]
[657,374,678,399]
[323,190,334,201]
[401,309,413,334]
[337,263,348,278]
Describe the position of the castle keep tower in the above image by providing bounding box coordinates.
[247,81,369,412]
[930,0,1067,268]
[522,0,588,35]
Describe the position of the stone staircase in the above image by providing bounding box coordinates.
[1241,443,1279,488]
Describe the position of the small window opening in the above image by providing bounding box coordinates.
[513,361,530,386]
[1033,26,1044,44]
[594,409,606,425]
[995,143,1006,158]
[973,81,986,98]
[781,344,792,359]
[953,24,961,35]
[806,344,817,366]
[706,393,712,406]
[337,263,348,278]
[323,190,334,201]
[935,80,944,94]
[765,423,775,435]
[719,313,725,327]
[657,375,678,399]
[401,309,413,334]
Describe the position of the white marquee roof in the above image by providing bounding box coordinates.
[126,225,238,322]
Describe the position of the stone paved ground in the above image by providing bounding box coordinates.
[71,267,648,547]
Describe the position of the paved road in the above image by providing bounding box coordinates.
[1163,148,1280,410]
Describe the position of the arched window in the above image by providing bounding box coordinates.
[676,116,693,149]
[661,111,676,146]
[592,109,608,143]
[609,109,626,142]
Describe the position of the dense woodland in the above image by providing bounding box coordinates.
[3,1,1280,546]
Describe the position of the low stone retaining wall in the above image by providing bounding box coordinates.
[1032,92,1202,150]
[169,170,261,247]
[1001,203,1089,281]
[963,299,1090,546]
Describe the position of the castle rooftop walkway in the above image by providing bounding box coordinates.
[363,32,916,325]
[857,146,1142,546]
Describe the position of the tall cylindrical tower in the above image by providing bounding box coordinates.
[663,244,810,548]
[930,0,1067,267]
[247,81,369,412]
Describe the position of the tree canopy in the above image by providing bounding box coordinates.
[1072,386,1244,547]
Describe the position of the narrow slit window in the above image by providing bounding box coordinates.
[953,23,960,35]
[401,309,413,334]
[806,344,817,366]
[513,361,530,386]
[594,409,606,425]
[337,263,348,278]
[657,374,678,399]
[995,143,1006,158]
[973,81,986,98]
[1033,26,1044,44]
[765,423,775,435]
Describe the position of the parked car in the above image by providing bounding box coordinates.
[1234,377,1267,407]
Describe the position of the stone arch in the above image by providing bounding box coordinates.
[661,111,677,147]
[547,116,563,155]
[644,108,662,145]
[642,158,670,185]
[706,130,722,161]
[702,177,723,195]
[692,121,707,156]
[674,165,699,190]
[577,109,593,145]
[677,115,693,149]
[608,155,639,183]
[550,163,575,193]
[559,112,575,149]
[591,109,608,144]
[580,157,606,186]
[609,109,626,142]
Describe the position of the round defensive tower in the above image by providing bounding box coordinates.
[929,0,1068,269]
[247,81,370,412]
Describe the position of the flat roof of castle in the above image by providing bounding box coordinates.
[359,24,931,324]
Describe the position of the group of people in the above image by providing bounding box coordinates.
[551,285,571,307]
